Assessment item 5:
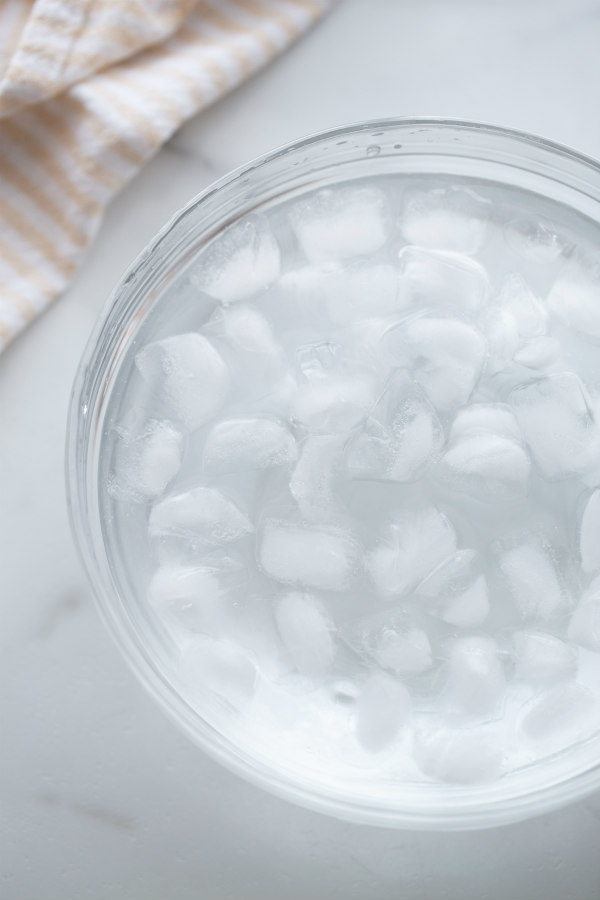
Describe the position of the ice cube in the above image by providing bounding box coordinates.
[258,521,360,591]
[221,305,280,356]
[413,724,504,784]
[397,247,489,314]
[498,542,567,620]
[568,576,600,651]
[498,273,547,338]
[479,306,520,375]
[290,371,377,433]
[519,682,600,754]
[547,262,600,339]
[441,635,505,720]
[512,630,577,682]
[400,185,490,254]
[295,341,340,379]
[449,403,522,442]
[355,671,411,752]
[340,608,433,675]
[110,420,184,500]
[418,550,490,628]
[389,316,486,412]
[505,217,565,264]
[478,275,546,376]
[509,373,600,479]
[513,336,561,369]
[191,214,280,304]
[368,506,457,599]
[218,305,295,408]
[346,373,443,483]
[290,186,390,263]
[203,418,296,474]
[580,489,600,574]
[321,262,401,323]
[275,266,337,327]
[440,432,531,501]
[148,564,226,634]
[135,333,229,431]
[274,592,335,676]
[149,485,253,544]
[289,434,343,522]
[179,636,257,710]
[280,262,401,326]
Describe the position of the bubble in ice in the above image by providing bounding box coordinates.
[397,247,489,314]
[387,316,486,413]
[518,682,600,754]
[258,520,360,591]
[346,372,443,483]
[110,420,184,500]
[400,185,490,254]
[191,214,280,304]
[340,607,433,676]
[512,630,577,683]
[547,259,600,339]
[178,635,257,710]
[274,592,335,677]
[579,489,600,574]
[418,550,490,628]
[413,724,504,784]
[148,564,226,635]
[290,186,390,263]
[355,671,411,753]
[368,506,457,599]
[290,370,377,433]
[203,417,297,474]
[289,434,344,522]
[509,372,600,480]
[149,485,253,544]
[498,541,567,621]
[441,635,505,720]
[135,333,229,432]
[568,576,600,651]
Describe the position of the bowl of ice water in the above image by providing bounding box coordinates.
[68,119,600,829]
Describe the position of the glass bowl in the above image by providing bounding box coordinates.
[67,118,600,830]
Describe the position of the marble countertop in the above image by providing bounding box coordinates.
[3,1,600,897]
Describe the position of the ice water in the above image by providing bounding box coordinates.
[102,175,600,788]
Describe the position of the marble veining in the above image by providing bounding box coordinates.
[36,791,136,836]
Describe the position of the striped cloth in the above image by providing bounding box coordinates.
[0,0,335,352]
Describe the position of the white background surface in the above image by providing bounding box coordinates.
[3,1,600,898]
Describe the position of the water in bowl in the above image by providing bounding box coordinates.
[101,173,600,790]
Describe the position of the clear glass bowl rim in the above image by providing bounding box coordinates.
[66,116,600,831]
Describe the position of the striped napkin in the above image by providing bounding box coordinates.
[0,0,335,352]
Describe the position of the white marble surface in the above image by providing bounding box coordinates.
[3,1,600,897]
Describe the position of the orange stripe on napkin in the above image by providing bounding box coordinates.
[0,0,337,351]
